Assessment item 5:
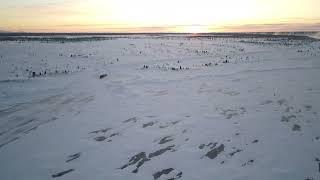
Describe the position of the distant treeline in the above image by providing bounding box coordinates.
[0,32,318,42]
[0,36,115,42]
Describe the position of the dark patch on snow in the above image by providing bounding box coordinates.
[229,149,242,156]
[304,177,314,180]
[94,136,106,142]
[0,131,7,136]
[99,74,108,79]
[110,132,120,137]
[304,105,312,111]
[119,145,176,174]
[153,168,174,179]
[120,152,150,173]
[277,99,287,106]
[24,126,38,134]
[219,107,246,119]
[292,124,301,131]
[260,100,273,105]
[241,159,254,167]
[153,90,168,96]
[123,117,138,123]
[93,131,119,142]
[199,143,206,149]
[16,118,36,128]
[204,144,225,159]
[52,169,74,178]
[66,153,81,163]
[199,142,217,150]
[175,172,183,179]
[143,121,156,128]
[232,78,241,82]
[0,137,19,149]
[217,89,240,96]
[281,115,296,122]
[148,145,175,158]
[171,120,180,125]
[159,120,181,129]
[285,106,294,113]
[159,136,174,144]
[252,139,259,143]
[89,128,112,134]
[182,129,187,134]
[153,168,182,180]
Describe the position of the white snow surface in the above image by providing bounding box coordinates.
[0,35,320,180]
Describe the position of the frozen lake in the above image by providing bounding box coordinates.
[0,33,320,180]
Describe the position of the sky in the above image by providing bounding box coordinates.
[0,0,320,33]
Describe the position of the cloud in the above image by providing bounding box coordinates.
[5,22,320,33]
[213,22,320,32]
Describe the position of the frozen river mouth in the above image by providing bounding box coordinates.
[0,34,320,180]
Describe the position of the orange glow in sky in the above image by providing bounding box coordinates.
[0,0,319,33]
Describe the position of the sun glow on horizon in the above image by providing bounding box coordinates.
[178,25,210,34]
[0,0,319,32]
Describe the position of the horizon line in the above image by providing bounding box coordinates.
[1,30,320,33]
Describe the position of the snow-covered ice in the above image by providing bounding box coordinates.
[0,34,320,180]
